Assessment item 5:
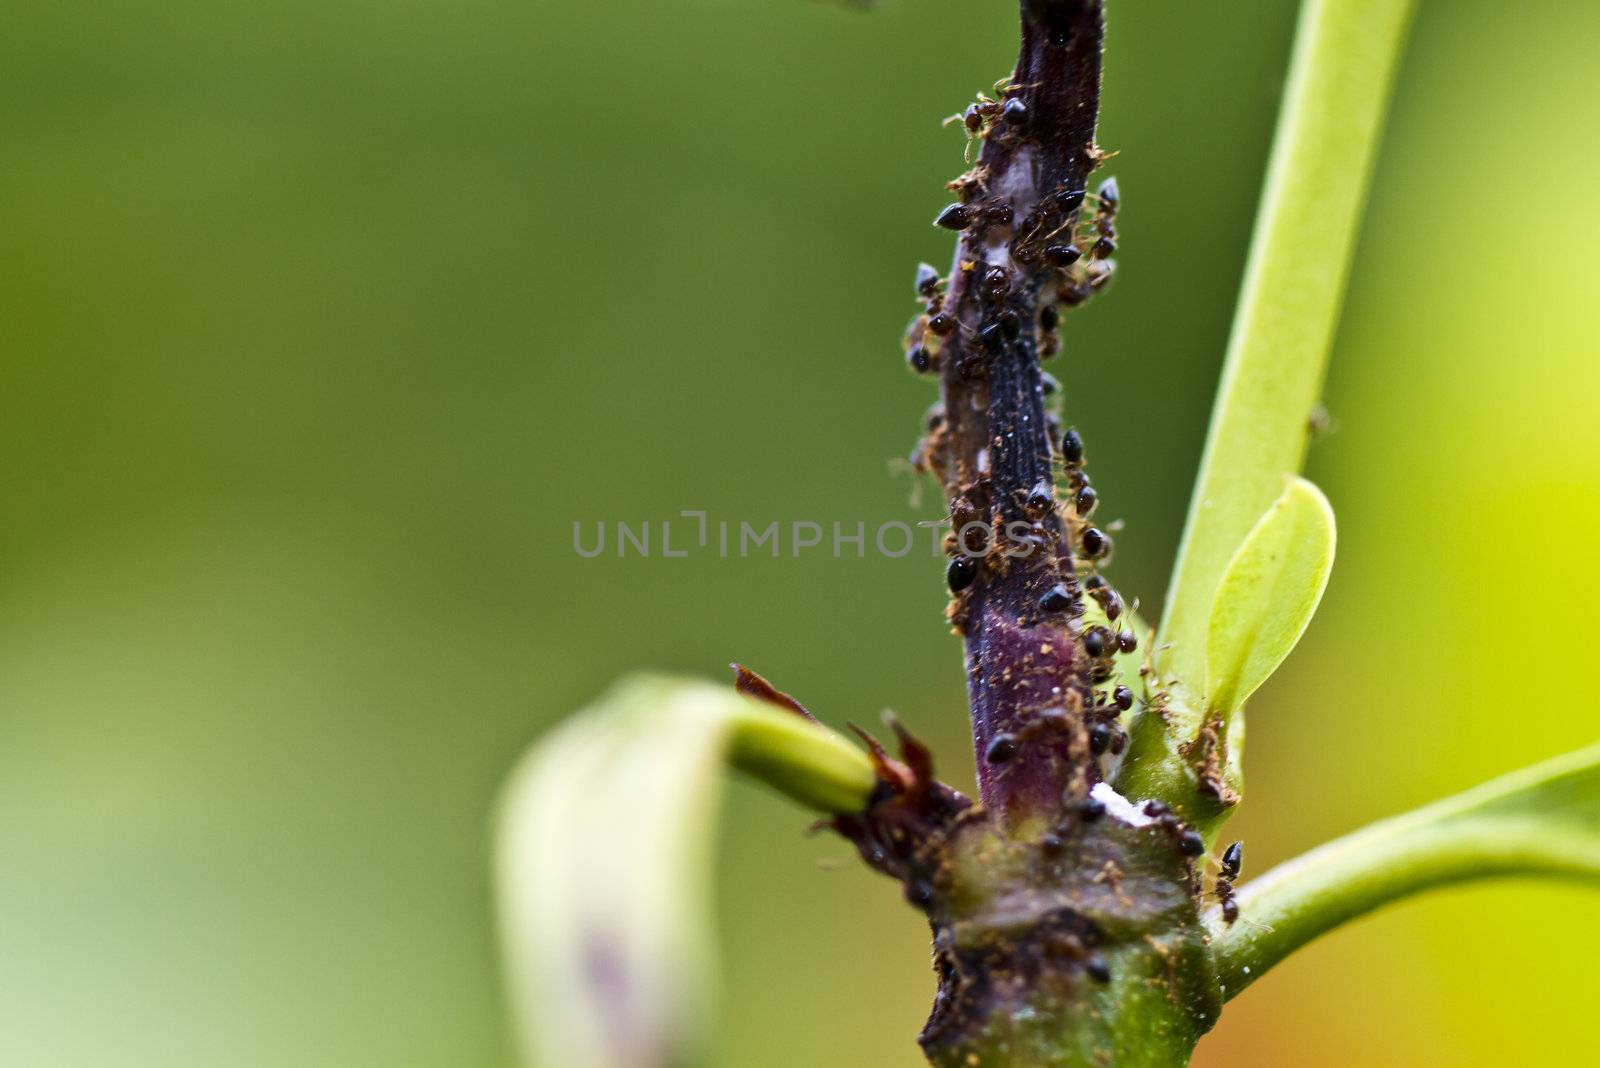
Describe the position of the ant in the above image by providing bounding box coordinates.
[1213,840,1243,925]
[943,76,1036,161]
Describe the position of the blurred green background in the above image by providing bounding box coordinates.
[3,1,1596,1065]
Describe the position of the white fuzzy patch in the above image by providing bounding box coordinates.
[1090,781,1155,827]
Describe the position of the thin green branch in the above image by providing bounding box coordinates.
[724,694,881,813]
[1211,742,1600,999]
[1154,0,1416,723]
[1117,0,1416,824]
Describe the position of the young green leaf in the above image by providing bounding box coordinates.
[1211,741,1600,999]
[1205,476,1335,718]
[495,675,875,1068]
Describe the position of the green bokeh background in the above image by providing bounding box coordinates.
[3,1,1596,1065]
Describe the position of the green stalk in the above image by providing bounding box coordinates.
[1121,0,1417,815]
[1158,0,1417,679]
[1211,742,1600,998]
[724,697,880,813]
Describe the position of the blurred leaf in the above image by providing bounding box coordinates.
[1212,741,1600,999]
[495,675,875,1068]
[1205,476,1335,718]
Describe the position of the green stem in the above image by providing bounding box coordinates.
[724,698,879,813]
[1158,0,1420,709]
[1211,742,1600,998]
[1157,0,1417,691]
[1120,0,1416,816]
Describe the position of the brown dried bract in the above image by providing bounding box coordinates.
[730,663,821,724]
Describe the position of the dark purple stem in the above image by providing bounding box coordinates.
[921,0,1109,828]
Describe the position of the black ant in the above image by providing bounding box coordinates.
[1141,801,1212,860]
[1031,177,1121,313]
[1213,840,1243,925]
[943,77,1036,161]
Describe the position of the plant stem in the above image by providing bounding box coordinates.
[865,9,1235,1062]
[1211,742,1600,998]
[1120,0,1417,815]
[1155,0,1416,709]
[928,0,1108,830]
